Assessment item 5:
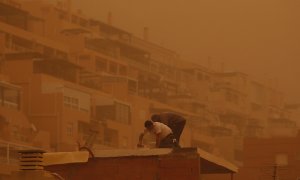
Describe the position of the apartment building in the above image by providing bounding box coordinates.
[203,134,300,180]
[0,0,298,169]
[0,76,50,166]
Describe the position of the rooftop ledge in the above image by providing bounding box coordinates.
[44,147,238,174]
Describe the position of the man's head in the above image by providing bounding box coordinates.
[144,120,154,130]
[151,114,161,122]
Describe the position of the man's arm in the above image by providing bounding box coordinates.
[139,132,144,142]
[155,134,161,148]
[137,129,147,147]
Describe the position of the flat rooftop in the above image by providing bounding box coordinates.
[44,147,238,174]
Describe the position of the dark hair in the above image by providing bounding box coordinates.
[151,114,160,122]
[144,120,153,128]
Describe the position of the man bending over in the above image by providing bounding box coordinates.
[138,120,178,148]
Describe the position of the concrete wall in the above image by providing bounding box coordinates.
[46,155,200,180]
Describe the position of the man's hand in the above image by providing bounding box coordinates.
[138,132,145,148]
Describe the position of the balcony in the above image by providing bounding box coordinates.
[33,58,80,83]
[167,94,206,113]
[85,38,119,58]
[119,42,150,70]
[0,1,28,30]
[60,21,91,35]
[267,117,297,137]
[79,70,103,90]
[0,81,20,110]
[95,97,131,125]
[209,125,233,137]
[219,113,247,130]
[89,19,132,43]
[123,56,150,71]
[244,124,264,137]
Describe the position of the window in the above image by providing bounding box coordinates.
[115,102,131,124]
[104,128,118,147]
[63,88,90,112]
[11,36,31,51]
[79,55,90,61]
[33,60,77,83]
[128,80,137,94]
[95,57,107,72]
[66,122,74,136]
[1,87,20,110]
[109,62,118,74]
[79,18,88,27]
[64,96,79,109]
[225,91,239,104]
[5,33,10,48]
[43,47,55,57]
[71,97,79,109]
[58,13,67,20]
[119,65,127,76]
[96,104,115,121]
[204,75,210,81]
[96,101,131,124]
[210,126,232,137]
[71,15,78,23]
[64,96,71,107]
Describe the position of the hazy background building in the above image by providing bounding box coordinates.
[0,0,300,178]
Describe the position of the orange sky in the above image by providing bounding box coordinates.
[73,0,300,103]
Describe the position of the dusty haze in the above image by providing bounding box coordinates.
[73,0,300,103]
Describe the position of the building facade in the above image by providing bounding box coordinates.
[0,0,298,171]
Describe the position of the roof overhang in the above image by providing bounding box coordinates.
[197,148,238,173]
